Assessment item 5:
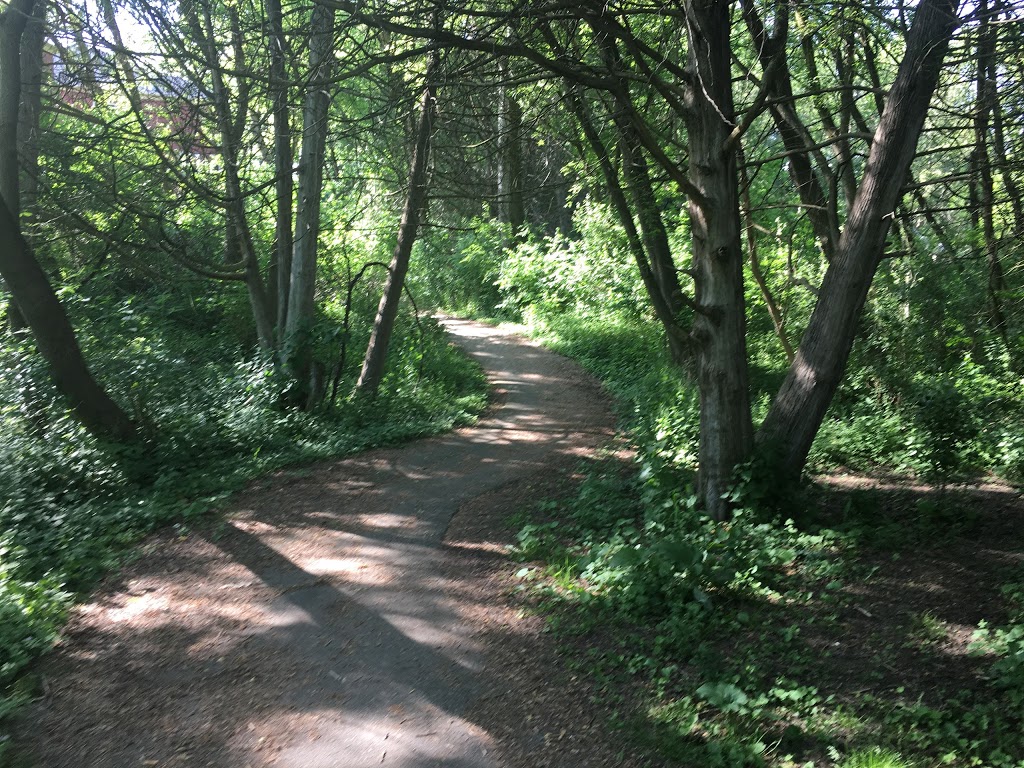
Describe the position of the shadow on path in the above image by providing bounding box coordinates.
[12,319,615,768]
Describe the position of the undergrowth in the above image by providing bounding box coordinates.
[508,310,1024,768]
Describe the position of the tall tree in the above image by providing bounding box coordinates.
[679,0,754,516]
[757,0,964,480]
[0,0,136,440]
[356,49,440,397]
[283,0,337,388]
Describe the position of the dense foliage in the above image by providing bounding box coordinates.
[435,200,1024,766]
[1,0,1022,763]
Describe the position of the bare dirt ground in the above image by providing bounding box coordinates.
[8,319,656,768]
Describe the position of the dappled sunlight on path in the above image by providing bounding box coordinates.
[15,319,615,768]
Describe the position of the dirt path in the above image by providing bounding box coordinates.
[11,319,640,768]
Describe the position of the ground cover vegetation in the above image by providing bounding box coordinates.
[0,0,1023,763]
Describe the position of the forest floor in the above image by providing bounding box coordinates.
[6,318,656,768]
[7,319,1024,768]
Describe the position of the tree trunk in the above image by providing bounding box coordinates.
[619,124,686,328]
[0,0,31,210]
[738,143,794,363]
[284,0,336,384]
[183,0,275,351]
[496,56,525,233]
[266,0,293,334]
[758,0,963,480]
[741,0,839,263]
[0,0,33,331]
[356,53,439,397]
[971,0,1011,352]
[17,0,44,225]
[565,85,692,365]
[0,198,137,440]
[683,0,753,520]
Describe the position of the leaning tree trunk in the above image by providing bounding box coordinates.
[0,199,137,440]
[565,85,692,365]
[683,0,753,520]
[1,0,135,441]
[757,0,963,481]
[356,53,439,398]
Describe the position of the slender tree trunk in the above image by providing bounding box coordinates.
[356,53,439,397]
[0,0,33,331]
[619,125,685,325]
[266,0,293,335]
[684,0,753,520]
[566,85,691,364]
[738,143,794,363]
[742,0,839,263]
[0,198,137,440]
[758,0,963,480]
[972,0,1011,352]
[496,56,525,233]
[182,1,274,351]
[284,0,336,384]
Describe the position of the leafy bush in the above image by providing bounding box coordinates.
[496,202,646,321]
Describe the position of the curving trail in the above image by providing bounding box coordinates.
[13,319,618,768]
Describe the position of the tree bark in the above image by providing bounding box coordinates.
[356,52,439,397]
[683,0,753,520]
[496,56,525,233]
[758,0,963,480]
[0,0,31,211]
[266,0,293,334]
[0,198,137,440]
[0,0,33,331]
[284,0,336,384]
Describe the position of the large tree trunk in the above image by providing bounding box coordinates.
[758,0,963,480]
[0,199,137,440]
[356,53,439,397]
[284,0,336,384]
[683,0,753,520]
